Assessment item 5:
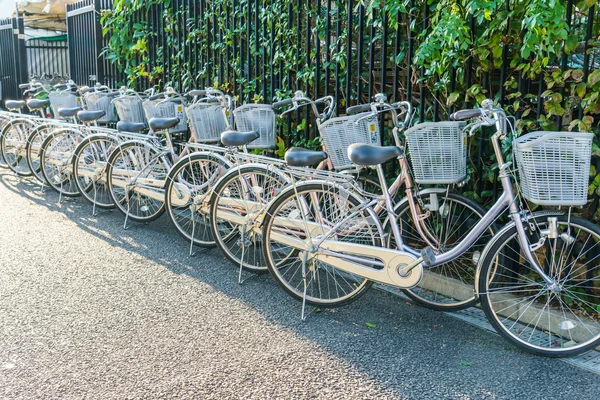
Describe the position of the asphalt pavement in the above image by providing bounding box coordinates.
[1,170,599,399]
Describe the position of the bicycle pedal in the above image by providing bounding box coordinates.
[421,246,436,265]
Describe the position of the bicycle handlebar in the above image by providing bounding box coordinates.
[273,98,293,109]
[18,83,30,89]
[346,104,372,115]
[187,89,207,97]
[450,109,482,121]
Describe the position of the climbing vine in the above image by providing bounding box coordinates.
[100,0,600,214]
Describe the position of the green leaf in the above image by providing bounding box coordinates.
[575,83,587,98]
[447,92,460,107]
[365,322,377,328]
[565,36,578,54]
[460,361,472,367]
[596,304,600,313]
[588,69,600,87]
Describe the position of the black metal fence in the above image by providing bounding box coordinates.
[0,18,25,106]
[0,16,70,106]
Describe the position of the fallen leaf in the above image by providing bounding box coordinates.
[460,361,472,367]
[433,324,439,329]
[365,322,377,329]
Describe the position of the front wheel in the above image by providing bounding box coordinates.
[478,213,600,357]
[386,191,496,311]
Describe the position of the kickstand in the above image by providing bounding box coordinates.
[237,225,261,285]
[189,204,197,256]
[301,251,310,321]
[123,188,131,230]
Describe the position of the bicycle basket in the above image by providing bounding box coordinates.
[319,112,380,170]
[185,102,229,142]
[113,96,147,125]
[232,104,276,149]
[405,122,466,184]
[84,92,118,123]
[143,99,188,134]
[49,92,82,119]
[514,131,592,206]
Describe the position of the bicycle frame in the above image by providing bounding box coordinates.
[269,109,557,290]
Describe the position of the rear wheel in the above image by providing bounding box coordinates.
[39,129,82,196]
[386,191,496,311]
[164,153,231,247]
[106,141,167,223]
[478,214,600,357]
[73,135,118,209]
[210,165,289,272]
[262,182,382,307]
[1,119,36,176]
[26,123,64,183]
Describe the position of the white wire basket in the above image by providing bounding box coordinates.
[514,131,593,206]
[84,92,118,123]
[233,104,276,149]
[319,112,380,170]
[186,102,229,142]
[113,96,147,125]
[405,121,466,184]
[143,99,188,134]
[48,92,82,119]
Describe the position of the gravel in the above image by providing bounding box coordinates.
[1,171,599,399]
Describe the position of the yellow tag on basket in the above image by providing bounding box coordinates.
[177,105,182,112]
[463,135,467,145]
[77,98,81,102]
[226,110,230,116]
[369,123,376,132]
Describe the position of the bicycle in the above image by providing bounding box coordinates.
[212,93,494,311]
[260,99,599,356]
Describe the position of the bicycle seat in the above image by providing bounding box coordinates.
[220,130,259,147]
[285,147,328,167]
[348,143,403,166]
[149,117,179,131]
[27,99,50,110]
[57,107,82,118]
[117,121,146,133]
[77,110,106,122]
[5,100,25,110]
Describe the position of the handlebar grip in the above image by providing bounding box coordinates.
[79,87,92,94]
[53,83,68,90]
[19,83,30,89]
[346,104,372,115]
[450,109,482,121]
[188,89,207,97]
[273,98,293,109]
[148,93,164,101]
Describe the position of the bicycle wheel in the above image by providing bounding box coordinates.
[0,115,9,168]
[386,191,496,311]
[1,119,36,176]
[72,135,118,209]
[165,152,231,247]
[25,123,64,183]
[39,129,83,197]
[106,141,167,223]
[478,213,600,357]
[262,182,383,307]
[210,164,289,272]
